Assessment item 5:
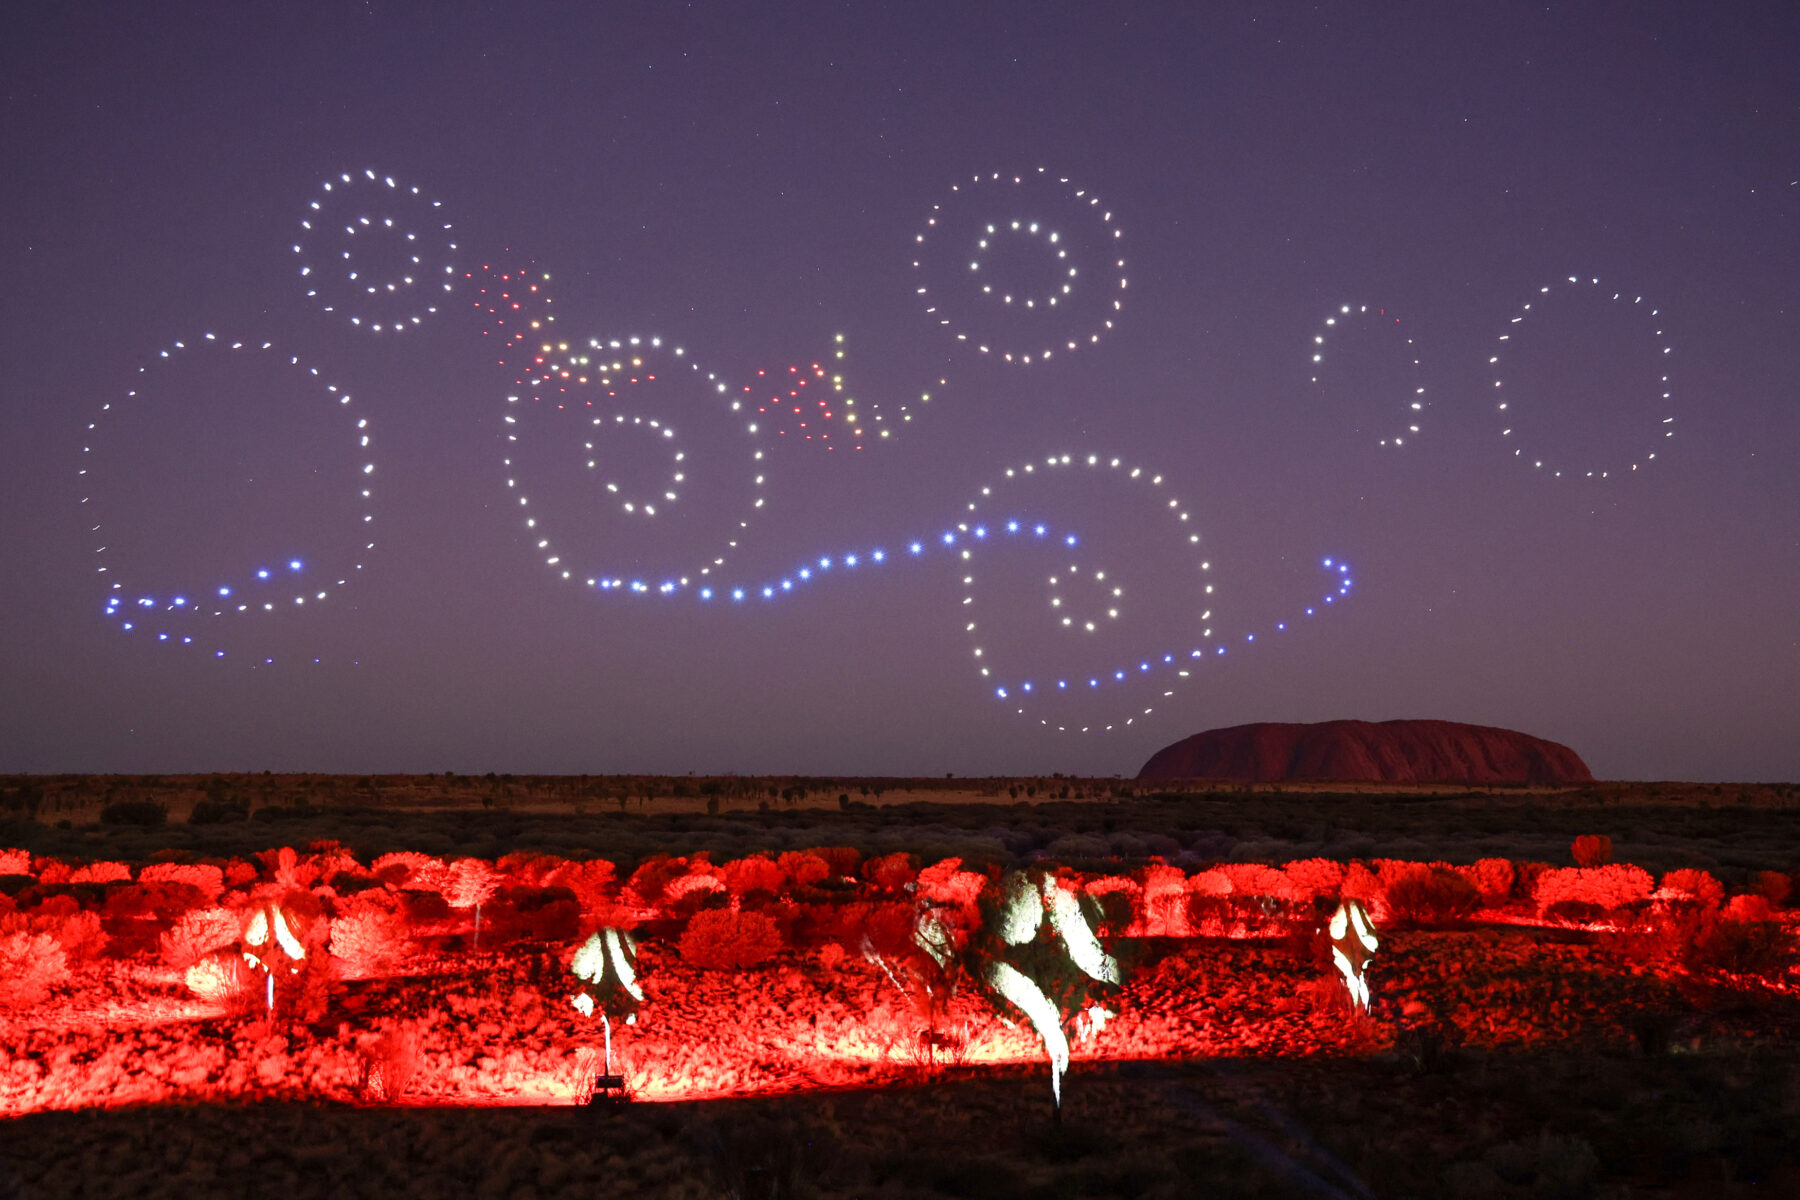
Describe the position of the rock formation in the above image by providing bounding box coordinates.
[1136,719,1593,784]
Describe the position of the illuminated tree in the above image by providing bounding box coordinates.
[969,869,1122,1111]
[569,928,643,1078]
[446,857,500,947]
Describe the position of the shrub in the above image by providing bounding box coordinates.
[1755,871,1792,907]
[1137,863,1192,936]
[808,846,862,878]
[372,852,449,892]
[187,798,248,825]
[863,852,918,892]
[1660,868,1725,910]
[67,861,132,884]
[916,858,987,919]
[777,851,832,889]
[544,858,618,917]
[722,855,786,897]
[1685,916,1798,980]
[1282,858,1345,901]
[105,881,206,924]
[1217,863,1301,903]
[138,862,226,903]
[99,800,165,827]
[679,909,783,969]
[1339,862,1385,919]
[1724,893,1774,923]
[0,849,30,876]
[329,899,412,979]
[1457,858,1515,906]
[0,931,69,1007]
[1383,866,1482,928]
[624,854,693,906]
[1571,834,1613,867]
[51,909,110,960]
[663,871,730,916]
[1533,865,1654,917]
[160,906,243,972]
[495,851,563,887]
[832,900,917,959]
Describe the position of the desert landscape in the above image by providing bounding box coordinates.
[3,771,1798,1198]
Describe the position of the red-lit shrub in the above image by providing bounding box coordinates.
[0,930,68,1008]
[1218,863,1302,904]
[67,861,131,884]
[1084,875,1142,935]
[808,846,863,879]
[1282,858,1345,901]
[1685,915,1799,981]
[358,1024,423,1101]
[329,896,412,979]
[917,858,987,915]
[259,846,324,890]
[503,885,583,942]
[1533,865,1654,919]
[1659,868,1725,910]
[159,906,243,972]
[663,871,729,916]
[14,895,111,960]
[304,841,363,882]
[679,908,783,969]
[721,854,786,897]
[496,851,563,887]
[1755,871,1792,907]
[445,858,500,912]
[138,862,226,903]
[624,854,694,907]
[831,900,916,959]
[1339,862,1385,919]
[1137,863,1192,937]
[545,858,618,921]
[1457,858,1515,906]
[0,849,31,876]
[1571,835,1614,867]
[372,852,449,893]
[863,852,919,892]
[1724,893,1774,923]
[778,851,832,889]
[1383,865,1482,928]
[104,881,207,925]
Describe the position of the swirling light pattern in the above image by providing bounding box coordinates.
[78,334,375,659]
[501,336,766,584]
[295,170,457,333]
[1309,304,1428,446]
[914,168,1126,365]
[1489,276,1675,479]
[956,454,1354,733]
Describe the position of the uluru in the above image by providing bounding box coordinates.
[1136,719,1594,785]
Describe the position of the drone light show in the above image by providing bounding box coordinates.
[5,8,1798,1188]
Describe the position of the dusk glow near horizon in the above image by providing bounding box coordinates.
[4,4,1796,779]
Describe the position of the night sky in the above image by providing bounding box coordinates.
[3,2,1796,780]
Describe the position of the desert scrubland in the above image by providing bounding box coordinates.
[2,775,1797,1198]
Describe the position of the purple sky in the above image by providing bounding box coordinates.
[3,2,1796,780]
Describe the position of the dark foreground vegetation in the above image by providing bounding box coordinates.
[6,1046,1798,1198]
